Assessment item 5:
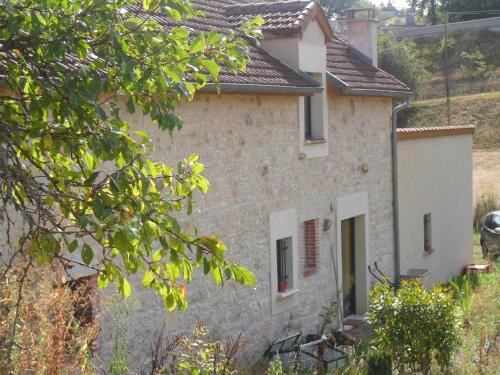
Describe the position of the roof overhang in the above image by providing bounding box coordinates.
[326,72,413,98]
[200,82,322,95]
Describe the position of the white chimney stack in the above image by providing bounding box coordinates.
[346,8,378,67]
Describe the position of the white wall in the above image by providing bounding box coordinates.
[398,134,473,286]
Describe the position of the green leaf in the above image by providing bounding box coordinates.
[120,277,132,299]
[164,292,176,312]
[81,244,94,265]
[84,152,97,170]
[152,250,162,262]
[207,29,222,46]
[92,197,104,219]
[68,239,78,253]
[201,59,220,79]
[142,270,155,287]
[190,33,206,53]
[210,264,222,285]
[83,171,99,186]
[98,273,108,289]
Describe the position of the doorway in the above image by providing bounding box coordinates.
[341,218,356,317]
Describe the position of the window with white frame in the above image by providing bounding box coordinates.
[302,72,325,141]
[270,209,299,314]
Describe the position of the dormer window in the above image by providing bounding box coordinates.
[304,95,313,140]
[301,72,326,146]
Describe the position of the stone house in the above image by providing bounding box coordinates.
[101,0,417,367]
[96,0,474,368]
[0,0,473,369]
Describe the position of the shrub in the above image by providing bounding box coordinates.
[378,33,429,96]
[140,323,244,375]
[0,263,98,373]
[367,280,462,374]
[473,191,499,231]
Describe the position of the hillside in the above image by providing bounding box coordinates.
[401,91,500,202]
[401,91,500,149]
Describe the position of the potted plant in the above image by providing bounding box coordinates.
[278,278,288,293]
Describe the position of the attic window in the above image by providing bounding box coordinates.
[302,72,325,142]
[304,96,313,140]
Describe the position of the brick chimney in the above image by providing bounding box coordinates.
[346,8,378,67]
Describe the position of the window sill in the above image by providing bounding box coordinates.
[304,138,326,145]
[276,288,299,300]
[423,248,435,256]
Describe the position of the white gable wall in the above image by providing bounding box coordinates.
[398,134,473,286]
[298,19,326,72]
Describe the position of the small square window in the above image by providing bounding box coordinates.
[424,213,432,253]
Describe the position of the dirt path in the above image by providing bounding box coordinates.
[473,148,500,203]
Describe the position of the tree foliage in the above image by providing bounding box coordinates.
[446,0,500,22]
[412,0,441,25]
[378,33,428,96]
[320,0,371,18]
[410,0,500,23]
[0,0,260,313]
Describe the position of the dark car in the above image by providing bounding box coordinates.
[480,211,500,258]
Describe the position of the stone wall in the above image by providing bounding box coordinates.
[97,90,395,370]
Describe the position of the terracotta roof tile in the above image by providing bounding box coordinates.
[225,1,310,34]
[397,125,474,140]
[2,0,412,94]
[126,1,319,90]
[327,36,411,94]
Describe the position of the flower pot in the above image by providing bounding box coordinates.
[278,281,288,293]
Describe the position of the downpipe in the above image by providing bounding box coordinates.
[392,98,411,288]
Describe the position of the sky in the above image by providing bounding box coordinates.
[384,0,409,9]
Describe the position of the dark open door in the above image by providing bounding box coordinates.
[341,218,356,316]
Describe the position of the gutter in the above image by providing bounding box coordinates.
[326,72,412,98]
[200,83,322,95]
[391,98,411,287]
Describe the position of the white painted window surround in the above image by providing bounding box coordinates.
[334,191,370,314]
[299,72,329,159]
[269,209,299,315]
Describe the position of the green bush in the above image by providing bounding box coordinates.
[366,351,391,375]
[367,280,462,374]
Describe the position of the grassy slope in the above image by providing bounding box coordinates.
[401,91,500,150]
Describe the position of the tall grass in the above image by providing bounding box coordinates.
[0,264,98,373]
[473,191,499,231]
[451,259,500,374]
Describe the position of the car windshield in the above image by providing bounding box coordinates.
[493,214,500,227]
